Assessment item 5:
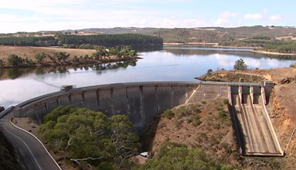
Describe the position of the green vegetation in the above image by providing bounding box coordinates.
[0,33,162,47]
[58,34,163,47]
[40,106,140,170]
[223,98,230,105]
[162,109,174,119]
[147,28,233,43]
[0,36,57,46]
[264,43,296,53]
[134,142,239,170]
[7,54,24,67]
[234,58,248,70]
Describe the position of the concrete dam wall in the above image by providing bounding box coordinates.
[13,81,232,133]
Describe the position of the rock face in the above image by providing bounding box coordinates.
[196,70,266,82]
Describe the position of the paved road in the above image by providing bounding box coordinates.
[232,93,284,156]
[0,110,61,170]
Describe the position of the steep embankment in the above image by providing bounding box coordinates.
[143,95,285,169]
[0,130,24,170]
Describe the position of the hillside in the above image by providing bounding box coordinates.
[68,26,296,43]
[3,26,296,44]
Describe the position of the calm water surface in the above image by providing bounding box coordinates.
[0,46,295,108]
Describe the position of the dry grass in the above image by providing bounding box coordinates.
[0,46,95,60]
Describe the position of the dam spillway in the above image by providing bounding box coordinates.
[230,85,284,156]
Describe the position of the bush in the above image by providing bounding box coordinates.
[189,104,202,114]
[135,141,238,170]
[175,106,191,118]
[192,114,202,126]
[7,54,23,66]
[223,99,230,105]
[174,119,184,128]
[218,109,228,120]
[162,109,174,119]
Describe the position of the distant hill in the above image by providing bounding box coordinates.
[2,26,296,44]
[63,26,296,43]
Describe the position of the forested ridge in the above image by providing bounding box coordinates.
[0,34,163,47]
[58,34,163,46]
[0,36,57,46]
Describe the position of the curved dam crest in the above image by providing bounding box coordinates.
[12,81,234,133]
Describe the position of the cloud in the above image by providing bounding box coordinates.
[244,13,263,20]
[219,12,239,19]
[269,15,282,22]
[215,18,229,25]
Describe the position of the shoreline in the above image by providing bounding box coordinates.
[253,50,296,56]
[164,42,296,56]
[0,57,140,69]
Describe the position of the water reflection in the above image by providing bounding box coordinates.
[0,60,137,80]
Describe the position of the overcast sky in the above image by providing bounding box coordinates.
[1,0,295,33]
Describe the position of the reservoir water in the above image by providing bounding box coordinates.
[0,46,295,108]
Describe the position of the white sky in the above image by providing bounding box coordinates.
[0,0,295,33]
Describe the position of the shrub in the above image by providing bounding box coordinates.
[223,98,230,105]
[218,109,228,120]
[174,119,184,128]
[192,114,202,126]
[7,54,23,66]
[162,109,174,119]
[187,115,193,123]
[175,106,191,118]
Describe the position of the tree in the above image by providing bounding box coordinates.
[0,58,3,67]
[234,58,248,70]
[7,54,23,66]
[35,52,50,63]
[40,106,140,169]
[134,142,238,170]
[54,52,70,62]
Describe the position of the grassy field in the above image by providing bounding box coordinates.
[0,46,95,60]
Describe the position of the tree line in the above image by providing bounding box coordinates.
[58,34,163,46]
[263,44,296,53]
[0,36,57,46]
[0,34,163,47]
